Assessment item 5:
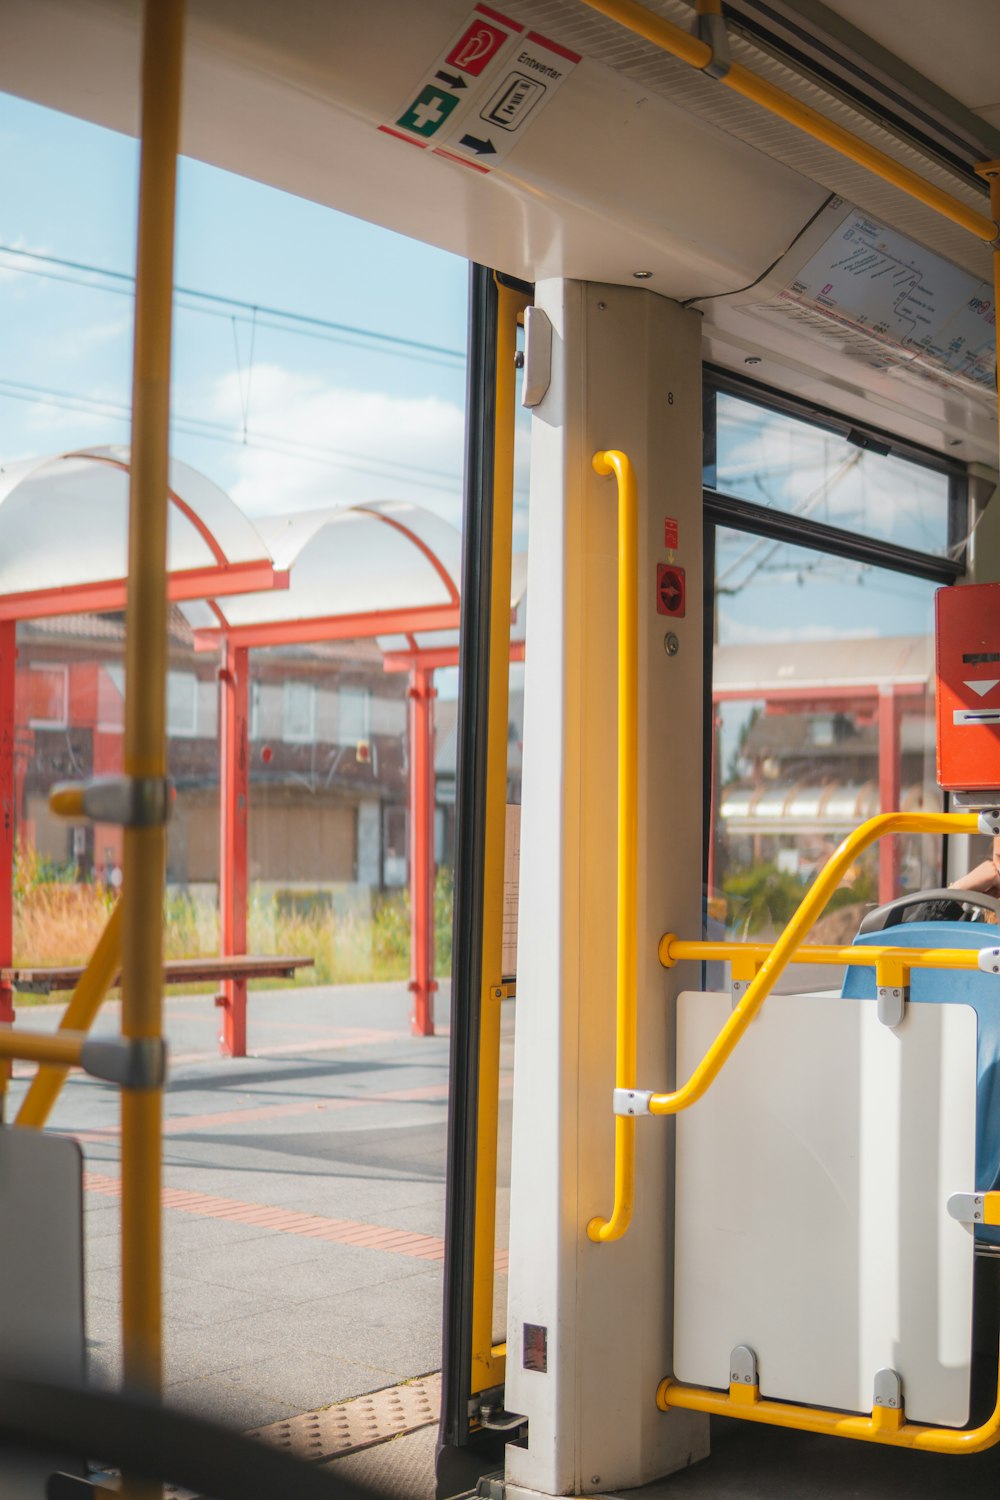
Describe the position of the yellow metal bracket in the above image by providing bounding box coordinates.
[947,1190,1000,1228]
[50,775,171,828]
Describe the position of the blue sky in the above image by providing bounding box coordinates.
[0,91,485,534]
[713,393,950,648]
[0,89,950,684]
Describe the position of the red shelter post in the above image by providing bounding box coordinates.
[878,685,902,904]
[218,641,249,1056]
[0,621,15,1112]
[408,665,437,1037]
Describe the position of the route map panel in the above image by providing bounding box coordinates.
[749,207,996,393]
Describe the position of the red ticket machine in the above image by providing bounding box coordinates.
[936,582,1000,796]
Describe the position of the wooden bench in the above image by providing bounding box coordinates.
[1,955,314,997]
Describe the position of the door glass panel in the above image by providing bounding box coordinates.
[709,527,941,988]
[711,393,954,558]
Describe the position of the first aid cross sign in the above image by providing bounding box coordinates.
[398,86,460,138]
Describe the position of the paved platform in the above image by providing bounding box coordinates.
[6,980,513,1434]
[18,981,1000,1500]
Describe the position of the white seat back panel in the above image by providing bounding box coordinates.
[674,990,977,1427]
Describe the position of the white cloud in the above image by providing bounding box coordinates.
[717,608,870,646]
[202,364,466,527]
[0,236,52,291]
[718,406,947,551]
[19,402,116,440]
[58,312,132,361]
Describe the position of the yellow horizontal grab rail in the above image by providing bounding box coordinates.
[0,1024,164,1091]
[0,1029,89,1069]
[646,813,978,1118]
[658,1362,1000,1454]
[576,0,998,246]
[587,450,638,1244]
[660,936,990,984]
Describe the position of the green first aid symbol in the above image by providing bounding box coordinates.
[398,85,460,138]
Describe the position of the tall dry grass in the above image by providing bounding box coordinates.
[11,844,454,990]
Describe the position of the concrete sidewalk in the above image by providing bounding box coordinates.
[7,980,514,1433]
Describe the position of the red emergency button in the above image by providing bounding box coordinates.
[656,564,686,618]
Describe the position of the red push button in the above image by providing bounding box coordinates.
[656,564,686,618]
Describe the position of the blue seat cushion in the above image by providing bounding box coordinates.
[843,922,1000,1245]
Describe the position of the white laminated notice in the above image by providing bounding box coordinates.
[674,989,977,1426]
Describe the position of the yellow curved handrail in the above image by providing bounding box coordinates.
[589,810,981,1243]
[587,450,638,1244]
[648,812,979,1116]
[16,902,122,1129]
[658,1360,1000,1454]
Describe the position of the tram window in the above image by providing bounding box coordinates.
[710,391,955,559]
[708,526,941,975]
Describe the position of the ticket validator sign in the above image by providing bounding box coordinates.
[936,582,1000,794]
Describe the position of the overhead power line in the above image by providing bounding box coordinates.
[0,244,466,368]
[0,377,463,496]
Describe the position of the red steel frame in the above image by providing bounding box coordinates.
[209,636,454,1051]
[203,506,466,1053]
[0,459,286,1065]
[210,639,448,1052]
[0,622,15,1112]
[0,560,288,623]
[714,680,927,906]
[1,481,466,1057]
[218,641,250,1056]
[408,666,438,1037]
[878,685,903,905]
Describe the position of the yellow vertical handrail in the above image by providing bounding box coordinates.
[120,11,184,1495]
[16,901,122,1129]
[587,450,639,1244]
[469,276,530,1394]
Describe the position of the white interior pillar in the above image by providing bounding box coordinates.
[505,280,709,1497]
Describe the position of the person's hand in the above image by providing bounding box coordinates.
[951,859,1000,896]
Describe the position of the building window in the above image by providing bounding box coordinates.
[167,670,197,738]
[97,663,125,733]
[249,680,261,741]
[283,680,316,743]
[27,664,68,729]
[383,804,408,888]
[339,686,371,745]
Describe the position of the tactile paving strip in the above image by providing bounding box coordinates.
[247,1371,441,1463]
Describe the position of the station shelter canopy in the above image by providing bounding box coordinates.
[376,551,528,666]
[0,451,511,1050]
[182,501,464,648]
[0,446,283,619]
[177,497,521,1047]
